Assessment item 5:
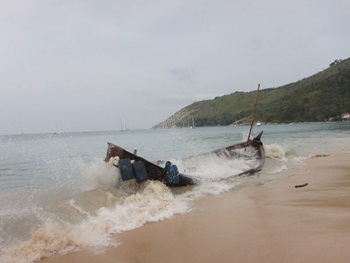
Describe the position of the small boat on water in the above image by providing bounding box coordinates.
[104,131,265,187]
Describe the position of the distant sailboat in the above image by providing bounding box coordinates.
[190,117,196,129]
[119,118,124,132]
[119,118,129,132]
[54,122,62,134]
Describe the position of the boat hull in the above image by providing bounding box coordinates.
[104,132,265,186]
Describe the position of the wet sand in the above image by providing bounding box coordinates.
[42,152,350,263]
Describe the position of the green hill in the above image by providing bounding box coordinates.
[153,58,350,128]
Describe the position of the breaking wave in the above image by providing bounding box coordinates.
[0,180,190,263]
[0,141,305,263]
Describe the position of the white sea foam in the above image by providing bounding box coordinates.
[68,199,93,218]
[176,148,259,181]
[264,143,288,160]
[0,181,190,263]
[268,164,288,174]
[184,181,236,199]
[75,159,120,190]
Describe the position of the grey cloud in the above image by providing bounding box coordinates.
[167,68,197,83]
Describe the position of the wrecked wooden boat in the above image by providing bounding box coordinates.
[104,131,265,187]
[105,142,197,187]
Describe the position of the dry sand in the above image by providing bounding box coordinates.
[42,152,350,263]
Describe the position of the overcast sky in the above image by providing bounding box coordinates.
[1,0,349,135]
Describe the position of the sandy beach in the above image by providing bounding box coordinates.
[42,152,350,263]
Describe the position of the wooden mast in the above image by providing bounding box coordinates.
[245,84,261,150]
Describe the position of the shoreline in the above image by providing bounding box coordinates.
[42,151,350,263]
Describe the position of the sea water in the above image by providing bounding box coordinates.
[0,122,350,262]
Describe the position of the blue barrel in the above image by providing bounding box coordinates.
[164,161,180,185]
[119,158,135,181]
[133,161,148,183]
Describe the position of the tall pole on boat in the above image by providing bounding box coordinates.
[245,84,260,150]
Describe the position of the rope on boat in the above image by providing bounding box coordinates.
[245,83,260,151]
